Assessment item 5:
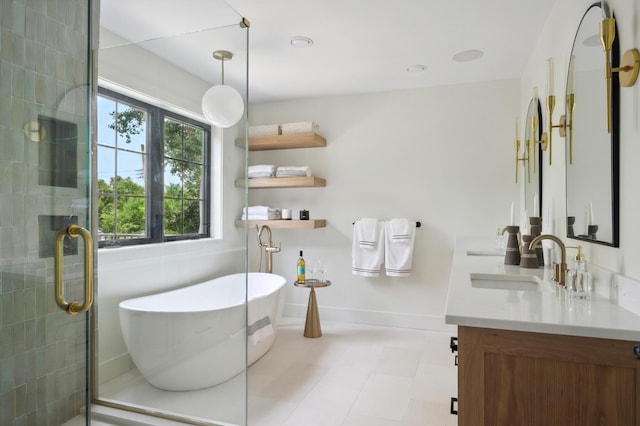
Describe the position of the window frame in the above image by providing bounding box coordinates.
[97,87,211,248]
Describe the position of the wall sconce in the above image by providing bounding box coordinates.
[530,112,546,173]
[514,117,530,184]
[529,88,547,173]
[564,56,576,164]
[545,58,567,166]
[201,50,245,128]
[600,5,640,133]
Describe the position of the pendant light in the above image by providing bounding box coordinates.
[201,50,245,128]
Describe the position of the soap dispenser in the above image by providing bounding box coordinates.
[566,246,592,299]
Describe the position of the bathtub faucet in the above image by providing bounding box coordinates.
[256,225,281,273]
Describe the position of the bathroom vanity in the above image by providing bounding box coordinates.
[445,237,640,425]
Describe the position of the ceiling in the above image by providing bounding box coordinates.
[99,0,557,104]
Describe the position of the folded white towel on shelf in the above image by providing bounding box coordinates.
[248,165,276,178]
[242,206,281,220]
[384,219,416,277]
[275,166,311,177]
[242,213,281,220]
[248,171,274,178]
[243,205,276,215]
[352,219,384,277]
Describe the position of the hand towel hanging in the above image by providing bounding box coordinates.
[352,219,384,277]
[384,219,416,277]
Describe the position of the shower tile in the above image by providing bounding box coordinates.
[13,321,25,352]
[12,1,25,36]
[0,160,11,194]
[14,352,26,385]
[15,383,27,416]
[0,327,11,359]
[34,43,45,73]
[1,30,13,62]
[24,351,36,383]
[24,68,35,101]
[1,357,14,392]
[0,387,16,424]
[1,291,15,325]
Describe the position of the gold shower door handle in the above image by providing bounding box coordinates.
[54,225,94,315]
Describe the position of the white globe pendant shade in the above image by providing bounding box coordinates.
[201,84,244,128]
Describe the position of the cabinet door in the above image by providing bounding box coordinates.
[458,326,640,426]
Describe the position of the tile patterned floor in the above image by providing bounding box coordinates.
[96,318,458,425]
[249,318,458,426]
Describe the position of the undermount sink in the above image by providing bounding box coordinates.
[470,272,542,291]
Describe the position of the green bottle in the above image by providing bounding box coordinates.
[297,250,306,283]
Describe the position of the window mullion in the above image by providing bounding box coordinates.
[148,108,164,242]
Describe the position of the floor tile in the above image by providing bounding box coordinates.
[98,319,458,426]
[401,399,458,426]
[349,374,414,421]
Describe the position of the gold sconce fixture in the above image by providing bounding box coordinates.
[545,58,568,166]
[514,117,530,184]
[599,3,640,133]
[564,55,576,163]
[530,88,547,173]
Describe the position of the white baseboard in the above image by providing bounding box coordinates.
[283,303,457,333]
[99,353,133,385]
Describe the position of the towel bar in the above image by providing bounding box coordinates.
[352,220,421,228]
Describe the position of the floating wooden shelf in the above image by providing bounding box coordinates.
[236,176,326,189]
[237,132,326,151]
[235,219,326,229]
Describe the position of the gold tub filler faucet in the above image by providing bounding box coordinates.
[257,225,281,273]
[528,234,568,286]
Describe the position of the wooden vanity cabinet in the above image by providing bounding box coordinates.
[458,326,640,425]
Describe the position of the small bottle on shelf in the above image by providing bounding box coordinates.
[297,250,306,284]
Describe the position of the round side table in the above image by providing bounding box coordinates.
[294,279,331,338]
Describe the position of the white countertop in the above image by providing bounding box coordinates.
[444,236,640,341]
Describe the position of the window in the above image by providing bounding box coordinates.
[97,87,210,247]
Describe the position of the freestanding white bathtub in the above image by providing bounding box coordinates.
[118,272,286,391]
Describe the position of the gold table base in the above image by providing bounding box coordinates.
[304,287,322,337]
[294,279,331,338]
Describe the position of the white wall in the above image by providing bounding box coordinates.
[248,79,520,330]
[522,0,640,284]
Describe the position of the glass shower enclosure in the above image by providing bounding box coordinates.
[94,1,250,425]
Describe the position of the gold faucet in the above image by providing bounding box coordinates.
[528,234,567,286]
[256,225,281,273]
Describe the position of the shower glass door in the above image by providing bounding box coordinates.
[94,1,250,425]
[0,0,96,424]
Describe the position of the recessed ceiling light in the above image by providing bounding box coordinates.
[406,64,428,73]
[290,36,314,48]
[453,49,484,62]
